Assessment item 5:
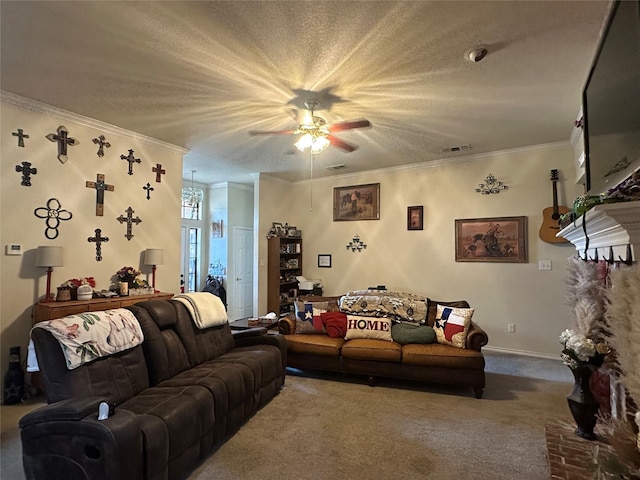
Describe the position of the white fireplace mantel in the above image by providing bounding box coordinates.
[558,200,640,262]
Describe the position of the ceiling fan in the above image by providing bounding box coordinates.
[249,99,371,154]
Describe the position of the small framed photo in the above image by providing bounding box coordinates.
[407,206,423,230]
[318,254,332,268]
[272,222,283,236]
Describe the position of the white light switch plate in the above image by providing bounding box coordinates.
[538,260,552,271]
[5,244,23,255]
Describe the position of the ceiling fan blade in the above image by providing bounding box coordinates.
[328,119,371,132]
[328,135,357,153]
[249,129,298,136]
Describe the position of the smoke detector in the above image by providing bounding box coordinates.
[465,47,488,63]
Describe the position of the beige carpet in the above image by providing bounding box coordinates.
[1,352,573,480]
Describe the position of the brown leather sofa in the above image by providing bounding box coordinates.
[279,296,488,398]
[20,299,287,480]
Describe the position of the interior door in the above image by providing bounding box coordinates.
[228,227,253,320]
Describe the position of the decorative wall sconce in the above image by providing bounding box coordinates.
[475,174,508,194]
[346,234,367,252]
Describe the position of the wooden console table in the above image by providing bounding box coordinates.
[32,292,174,324]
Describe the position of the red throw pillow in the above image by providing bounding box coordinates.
[321,311,348,338]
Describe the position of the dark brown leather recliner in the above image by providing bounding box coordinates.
[20,300,286,480]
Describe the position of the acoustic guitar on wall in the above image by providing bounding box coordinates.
[539,169,570,243]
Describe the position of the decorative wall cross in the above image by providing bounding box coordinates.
[86,173,115,216]
[152,163,166,183]
[92,135,111,158]
[116,207,142,241]
[88,228,109,261]
[15,161,37,186]
[120,149,141,175]
[45,125,79,164]
[12,129,29,147]
[143,182,154,200]
[34,198,73,239]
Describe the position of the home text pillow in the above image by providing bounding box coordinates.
[433,304,474,348]
[344,315,392,341]
[391,323,436,345]
[294,301,328,334]
[320,311,348,338]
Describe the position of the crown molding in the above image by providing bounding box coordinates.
[1,90,189,155]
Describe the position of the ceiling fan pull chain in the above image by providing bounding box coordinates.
[309,151,314,212]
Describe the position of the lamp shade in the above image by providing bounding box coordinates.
[144,249,164,266]
[35,246,63,267]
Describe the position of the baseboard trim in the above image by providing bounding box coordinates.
[483,345,562,361]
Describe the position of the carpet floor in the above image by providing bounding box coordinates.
[1,351,573,480]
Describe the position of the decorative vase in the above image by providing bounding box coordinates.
[77,284,93,301]
[3,346,25,405]
[70,287,78,300]
[119,281,129,296]
[56,287,71,301]
[567,365,599,440]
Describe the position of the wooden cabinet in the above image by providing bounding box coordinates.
[32,292,174,324]
[267,237,302,315]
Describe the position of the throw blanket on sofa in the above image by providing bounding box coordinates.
[32,308,144,370]
[339,290,428,324]
[173,292,228,329]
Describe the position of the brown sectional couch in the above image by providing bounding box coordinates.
[279,295,488,398]
[20,299,287,480]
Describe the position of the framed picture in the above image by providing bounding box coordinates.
[455,216,528,263]
[407,206,423,230]
[333,183,380,221]
[318,254,332,268]
[211,219,223,238]
[272,222,283,236]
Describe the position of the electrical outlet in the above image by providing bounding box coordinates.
[538,260,552,271]
[508,324,516,333]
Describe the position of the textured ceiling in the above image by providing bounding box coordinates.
[1,1,611,184]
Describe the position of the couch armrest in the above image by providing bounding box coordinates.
[278,315,296,335]
[466,321,489,352]
[234,334,287,372]
[232,327,267,339]
[19,397,104,427]
[20,403,144,480]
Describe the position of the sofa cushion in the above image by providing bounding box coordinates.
[426,299,470,327]
[391,323,436,345]
[294,301,327,334]
[433,305,474,348]
[284,334,343,357]
[402,343,485,369]
[341,339,401,362]
[320,311,348,338]
[345,315,392,341]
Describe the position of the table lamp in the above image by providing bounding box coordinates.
[35,246,63,302]
[144,248,164,292]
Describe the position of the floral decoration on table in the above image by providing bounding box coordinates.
[559,329,609,369]
[61,277,96,289]
[115,266,141,285]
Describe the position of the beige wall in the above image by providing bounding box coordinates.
[1,94,184,366]
[258,143,583,357]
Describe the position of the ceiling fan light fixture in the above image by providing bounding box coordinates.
[294,133,313,152]
[311,135,330,154]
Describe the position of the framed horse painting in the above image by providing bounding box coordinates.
[333,183,380,221]
[455,216,528,263]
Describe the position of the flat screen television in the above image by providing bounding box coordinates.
[583,0,640,197]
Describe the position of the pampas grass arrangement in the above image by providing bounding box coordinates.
[565,257,607,339]
[604,264,640,405]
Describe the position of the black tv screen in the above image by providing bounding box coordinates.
[583,0,640,196]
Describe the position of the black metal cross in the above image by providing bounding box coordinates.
[116,207,142,241]
[92,135,111,158]
[86,173,115,216]
[88,228,109,261]
[152,163,166,183]
[120,149,141,175]
[45,125,79,163]
[12,129,29,147]
[15,161,37,186]
[143,182,154,200]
